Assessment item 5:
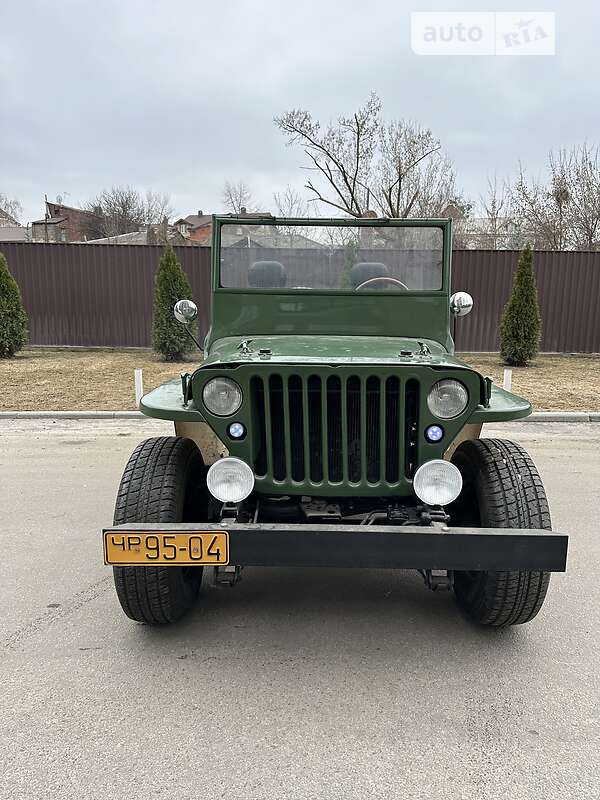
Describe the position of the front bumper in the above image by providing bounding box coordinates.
[104,522,568,571]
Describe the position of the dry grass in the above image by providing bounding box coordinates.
[0,348,196,411]
[461,352,600,411]
[0,348,598,412]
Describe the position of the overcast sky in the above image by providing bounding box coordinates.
[1,1,598,224]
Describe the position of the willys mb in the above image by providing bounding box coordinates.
[103,216,567,626]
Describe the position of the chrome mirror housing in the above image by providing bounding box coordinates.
[450,292,474,317]
[174,299,198,324]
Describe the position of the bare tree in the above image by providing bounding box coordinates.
[0,193,23,224]
[221,181,257,214]
[274,94,464,218]
[508,145,600,250]
[552,144,600,249]
[467,177,517,249]
[510,162,569,250]
[273,185,309,217]
[85,186,173,239]
[142,190,173,228]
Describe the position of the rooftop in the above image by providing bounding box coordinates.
[0,208,20,227]
[0,226,28,242]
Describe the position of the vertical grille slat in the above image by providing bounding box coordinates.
[384,376,401,484]
[251,376,267,477]
[308,375,323,482]
[360,378,368,482]
[269,375,286,481]
[289,375,305,482]
[321,376,329,483]
[282,375,293,481]
[301,377,310,482]
[404,378,419,479]
[340,376,349,483]
[366,376,380,484]
[251,371,414,488]
[379,379,387,483]
[326,376,343,482]
[347,376,361,482]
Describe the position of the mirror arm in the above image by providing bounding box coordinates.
[182,324,204,352]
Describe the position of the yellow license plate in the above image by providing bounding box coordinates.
[103,531,229,566]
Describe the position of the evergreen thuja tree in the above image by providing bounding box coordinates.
[152,245,196,361]
[500,244,541,367]
[0,251,28,358]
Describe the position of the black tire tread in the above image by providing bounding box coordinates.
[452,438,551,627]
[113,437,204,624]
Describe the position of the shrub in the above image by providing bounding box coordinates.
[500,244,541,367]
[0,251,28,358]
[152,245,196,361]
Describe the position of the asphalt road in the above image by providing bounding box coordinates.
[1,419,598,799]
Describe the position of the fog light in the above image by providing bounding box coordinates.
[425,424,444,443]
[207,457,254,504]
[228,422,246,439]
[413,459,462,506]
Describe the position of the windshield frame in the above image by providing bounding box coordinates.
[212,216,451,296]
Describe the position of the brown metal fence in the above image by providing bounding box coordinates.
[0,243,211,347]
[452,250,600,352]
[1,243,599,352]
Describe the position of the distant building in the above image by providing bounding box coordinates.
[173,210,213,245]
[85,223,191,246]
[173,209,323,248]
[0,208,28,241]
[31,201,99,243]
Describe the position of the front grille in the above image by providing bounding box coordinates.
[250,372,419,487]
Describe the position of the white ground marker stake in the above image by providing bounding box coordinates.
[134,368,144,404]
[503,368,513,392]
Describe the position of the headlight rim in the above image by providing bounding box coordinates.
[427,378,469,420]
[201,376,243,417]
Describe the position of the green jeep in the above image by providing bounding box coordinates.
[103,216,567,626]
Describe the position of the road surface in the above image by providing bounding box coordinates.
[1,419,598,799]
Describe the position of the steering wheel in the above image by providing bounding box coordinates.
[354,276,410,291]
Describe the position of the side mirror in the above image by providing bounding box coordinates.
[450,292,474,317]
[174,299,198,324]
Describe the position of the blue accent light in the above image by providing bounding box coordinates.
[228,422,246,440]
[425,424,444,443]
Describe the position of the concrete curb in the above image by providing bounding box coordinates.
[528,412,594,422]
[0,411,143,420]
[0,410,599,422]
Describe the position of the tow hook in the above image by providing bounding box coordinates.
[212,565,243,588]
[419,507,450,525]
[418,514,453,590]
[420,569,453,591]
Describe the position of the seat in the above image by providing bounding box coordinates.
[248,261,287,288]
[350,262,389,288]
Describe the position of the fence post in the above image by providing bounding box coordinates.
[503,369,512,392]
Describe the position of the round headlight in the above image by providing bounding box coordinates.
[207,457,255,503]
[202,377,242,416]
[427,379,469,419]
[413,459,463,506]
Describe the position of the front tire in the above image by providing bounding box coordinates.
[450,438,551,627]
[113,437,207,624]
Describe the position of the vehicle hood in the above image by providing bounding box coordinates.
[202,335,473,371]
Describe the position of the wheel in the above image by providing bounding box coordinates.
[112,436,208,624]
[449,438,551,627]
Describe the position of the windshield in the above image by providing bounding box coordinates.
[219,222,443,291]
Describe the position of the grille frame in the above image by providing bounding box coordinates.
[251,370,410,490]
[193,364,482,497]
